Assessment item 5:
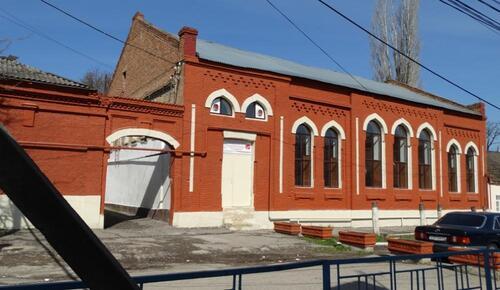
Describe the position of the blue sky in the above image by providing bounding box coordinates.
[1,0,499,120]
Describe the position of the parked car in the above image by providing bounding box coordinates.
[415,211,500,249]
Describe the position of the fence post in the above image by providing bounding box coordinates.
[322,261,331,290]
[484,249,493,290]
[437,203,443,219]
[419,202,426,226]
[372,201,380,235]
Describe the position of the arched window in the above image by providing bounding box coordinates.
[418,129,432,189]
[324,128,339,188]
[245,102,266,120]
[365,121,382,187]
[466,147,476,192]
[448,145,459,192]
[393,125,408,188]
[295,124,312,186]
[210,97,232,116]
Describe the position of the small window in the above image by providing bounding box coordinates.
[210,97,232,116]
[365,121,382,187]
[295,124,312,187]
[245,102,266,120]
[448,145,458,192]
[324,128,339,188]
[418,129,432,189]
[393,125,408,189]
[466,147,476,192]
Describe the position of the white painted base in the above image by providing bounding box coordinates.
[0,194,104,229]
[172,209,463,230]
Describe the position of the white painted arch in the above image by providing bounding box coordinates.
[416,122,438,141]
[320,120,346,139]
[240,93,273,116]
[204,88,241,113]
[106,128,180,149]
[391,118,414,137]
[362,113,388,134]
[446,138,462,154]
[291,116,319,136]
[464,141,479,155]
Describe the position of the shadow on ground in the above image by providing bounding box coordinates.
[334,281,389,289]
[103,209,142,228]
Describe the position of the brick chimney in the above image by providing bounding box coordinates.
[467,102,486,120]
[178,26,198,57]
[132,11,144,21]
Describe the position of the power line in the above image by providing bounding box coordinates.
[0,8,112,69]
[438,0,500,35]
[265,0,368,91]
[477,0,500,13]
[39,0,176,66]
[447,0,500,29]
[315,0,500,111]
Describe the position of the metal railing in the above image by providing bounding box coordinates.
[1,249,499,290]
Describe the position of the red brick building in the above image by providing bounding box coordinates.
[105,13,487,229]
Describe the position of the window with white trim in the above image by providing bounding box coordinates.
[210,97,232,116]
[324,128,339,188]
[245,102,266,120]
[295,124,312,187]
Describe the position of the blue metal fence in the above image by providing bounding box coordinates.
[1,249,499,290]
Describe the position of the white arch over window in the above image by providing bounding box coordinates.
[446,139,463,154]
[240,93,273,116]
[106,128,180,149]
[391,118,414,137]
[204,88,241,113]
[320,120,346,140]
[416,122,437,141]
[291,116,319,136]
[363,113,388,134]
[464,141,479,155]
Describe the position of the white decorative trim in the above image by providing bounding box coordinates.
[106,128,180,149]
[446,138,462,154]
[291,116,319,136]
[189,104,196,192]
[464,141,480,155]
[320,120,346,139]
[204,88,241,113]
[279,116,284,193]
[407,135,414,190]
[391,118,414,137]
[416,122,437,141]
[240,93,273,116]
[223,131,257,141]
[355,117,359,195]
[362,113,388,134]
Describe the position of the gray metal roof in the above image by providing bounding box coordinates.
[0,56,89,89]
[196,40,480,116]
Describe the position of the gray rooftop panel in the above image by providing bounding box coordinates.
[196,40,480,116]
[0,56,89,89]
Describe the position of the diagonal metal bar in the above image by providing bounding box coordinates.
[0,127,139,290]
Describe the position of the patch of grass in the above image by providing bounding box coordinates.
[303,237,351,251]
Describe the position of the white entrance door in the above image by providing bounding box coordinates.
[221,139,254,208]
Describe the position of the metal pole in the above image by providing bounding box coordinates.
[322,261,331,290]
[484,250,493,290]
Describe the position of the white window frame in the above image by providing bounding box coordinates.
[391,119,414,190]
[416,122,438,191]
[292,117,319,188]
[446,138,462,193]
[241,93,273,121]
[363,113,388,189]
[464,141,479,194]
[320,120,346,189]
[204,88,240,118]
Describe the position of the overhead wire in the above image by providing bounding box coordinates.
[315,0,500,111]
[0,8,112,69]
[39,0,177,66]
[265,0,369,91]
[477,0,500,13]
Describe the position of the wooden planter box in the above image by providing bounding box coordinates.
[301,225,333,239]
[387,238,433,255]
[274,222,301,235]
[448,247,500,270]
[339,231,377,248]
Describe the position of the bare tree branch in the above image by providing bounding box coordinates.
[80,68,112,93]
[371,0,421,87]
[487,121,500,151]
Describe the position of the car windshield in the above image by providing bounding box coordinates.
[436,213,486,228]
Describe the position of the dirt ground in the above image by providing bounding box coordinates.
[0,217,411,285]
